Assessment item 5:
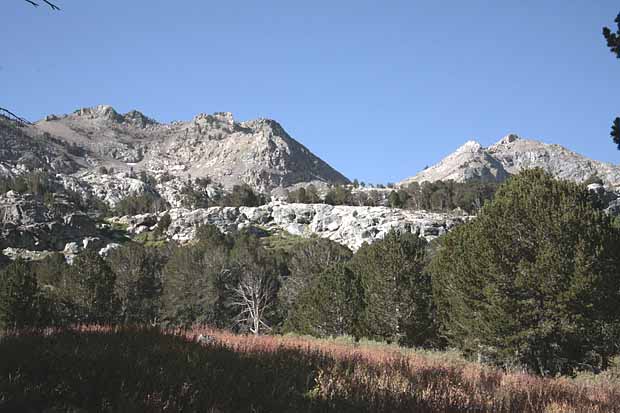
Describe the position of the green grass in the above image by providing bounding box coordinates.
[99,220,131,243]
[133,231,168,248]
[262,230,315,252]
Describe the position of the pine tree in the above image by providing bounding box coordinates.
[162,241,229,327]
[108,244,164,325]
[603,13,620,58]
[279,238,352,320]
[430,169,620,375]
[603,14,620,149]
[350,230,433,346]
[285,262,362,338]
[0,259,39,329]
[612,117,620,150]
[66,251,119,324]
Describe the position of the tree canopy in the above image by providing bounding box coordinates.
[430,169,620,375]
[603,13,620,58]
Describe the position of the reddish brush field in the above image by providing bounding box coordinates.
[1,325,618,412]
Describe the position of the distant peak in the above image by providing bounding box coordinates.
[193,112,234,125]
[496,134,520,145]
[455,140,482,154]
[73,105,121,121]
[123,110,157,127]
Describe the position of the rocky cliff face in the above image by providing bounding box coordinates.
[400,134,620,190]
[110,202,470,252]
[0,187,468,259]
[0,191,114,260]
[0,117,82,177]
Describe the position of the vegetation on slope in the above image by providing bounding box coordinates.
[287,180,500,213]
[1,327,619,413]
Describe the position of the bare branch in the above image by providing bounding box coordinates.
[0,107,32,125]
[24,0,60,10]
[42,0,60,10]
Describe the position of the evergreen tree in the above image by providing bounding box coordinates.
[224,184,266,207]
[324,185,352,205]
[0,259,39,329]
[612,117,620,150]
[286,262,362,338]
[603,12,620,58]
[108,243,165,325]
[155,213,172,236]
[388,191,401,208]
[162,240,229,327]
[65,251,119,324]
[114,192,169,216]
[430,169,620,375]
[603,13,620,149]
[351,230,434,346]
[279,238,352,320]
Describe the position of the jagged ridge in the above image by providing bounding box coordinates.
[32,105,349,192]
[399,134,620,189]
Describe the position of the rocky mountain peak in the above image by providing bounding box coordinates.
[123,110,157,128]
[73,104,122,122]
[193,111,235,126]
[6,105,350,194]
[495,133,520,145]
[455,140,483,153]
[400,134,620,189]
[67,105,157,128]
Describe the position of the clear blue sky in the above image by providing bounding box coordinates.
[2,1,619,183]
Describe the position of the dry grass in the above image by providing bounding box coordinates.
[188,327,620,412]
[1,325,619,412]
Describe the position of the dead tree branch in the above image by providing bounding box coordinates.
[24,0,61,10]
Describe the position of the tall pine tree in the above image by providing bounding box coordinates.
[430,169,620,375]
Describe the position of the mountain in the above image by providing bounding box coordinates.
[399,134,620,189]
[1,105,348,192]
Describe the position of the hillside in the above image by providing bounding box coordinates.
[2,105,349,193]
[399,134,620,189]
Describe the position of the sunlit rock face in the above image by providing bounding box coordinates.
[29,105,348,193]
[400,134,620,191]
[109,202,471,251]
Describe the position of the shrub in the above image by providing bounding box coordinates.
[114,192,169,216]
